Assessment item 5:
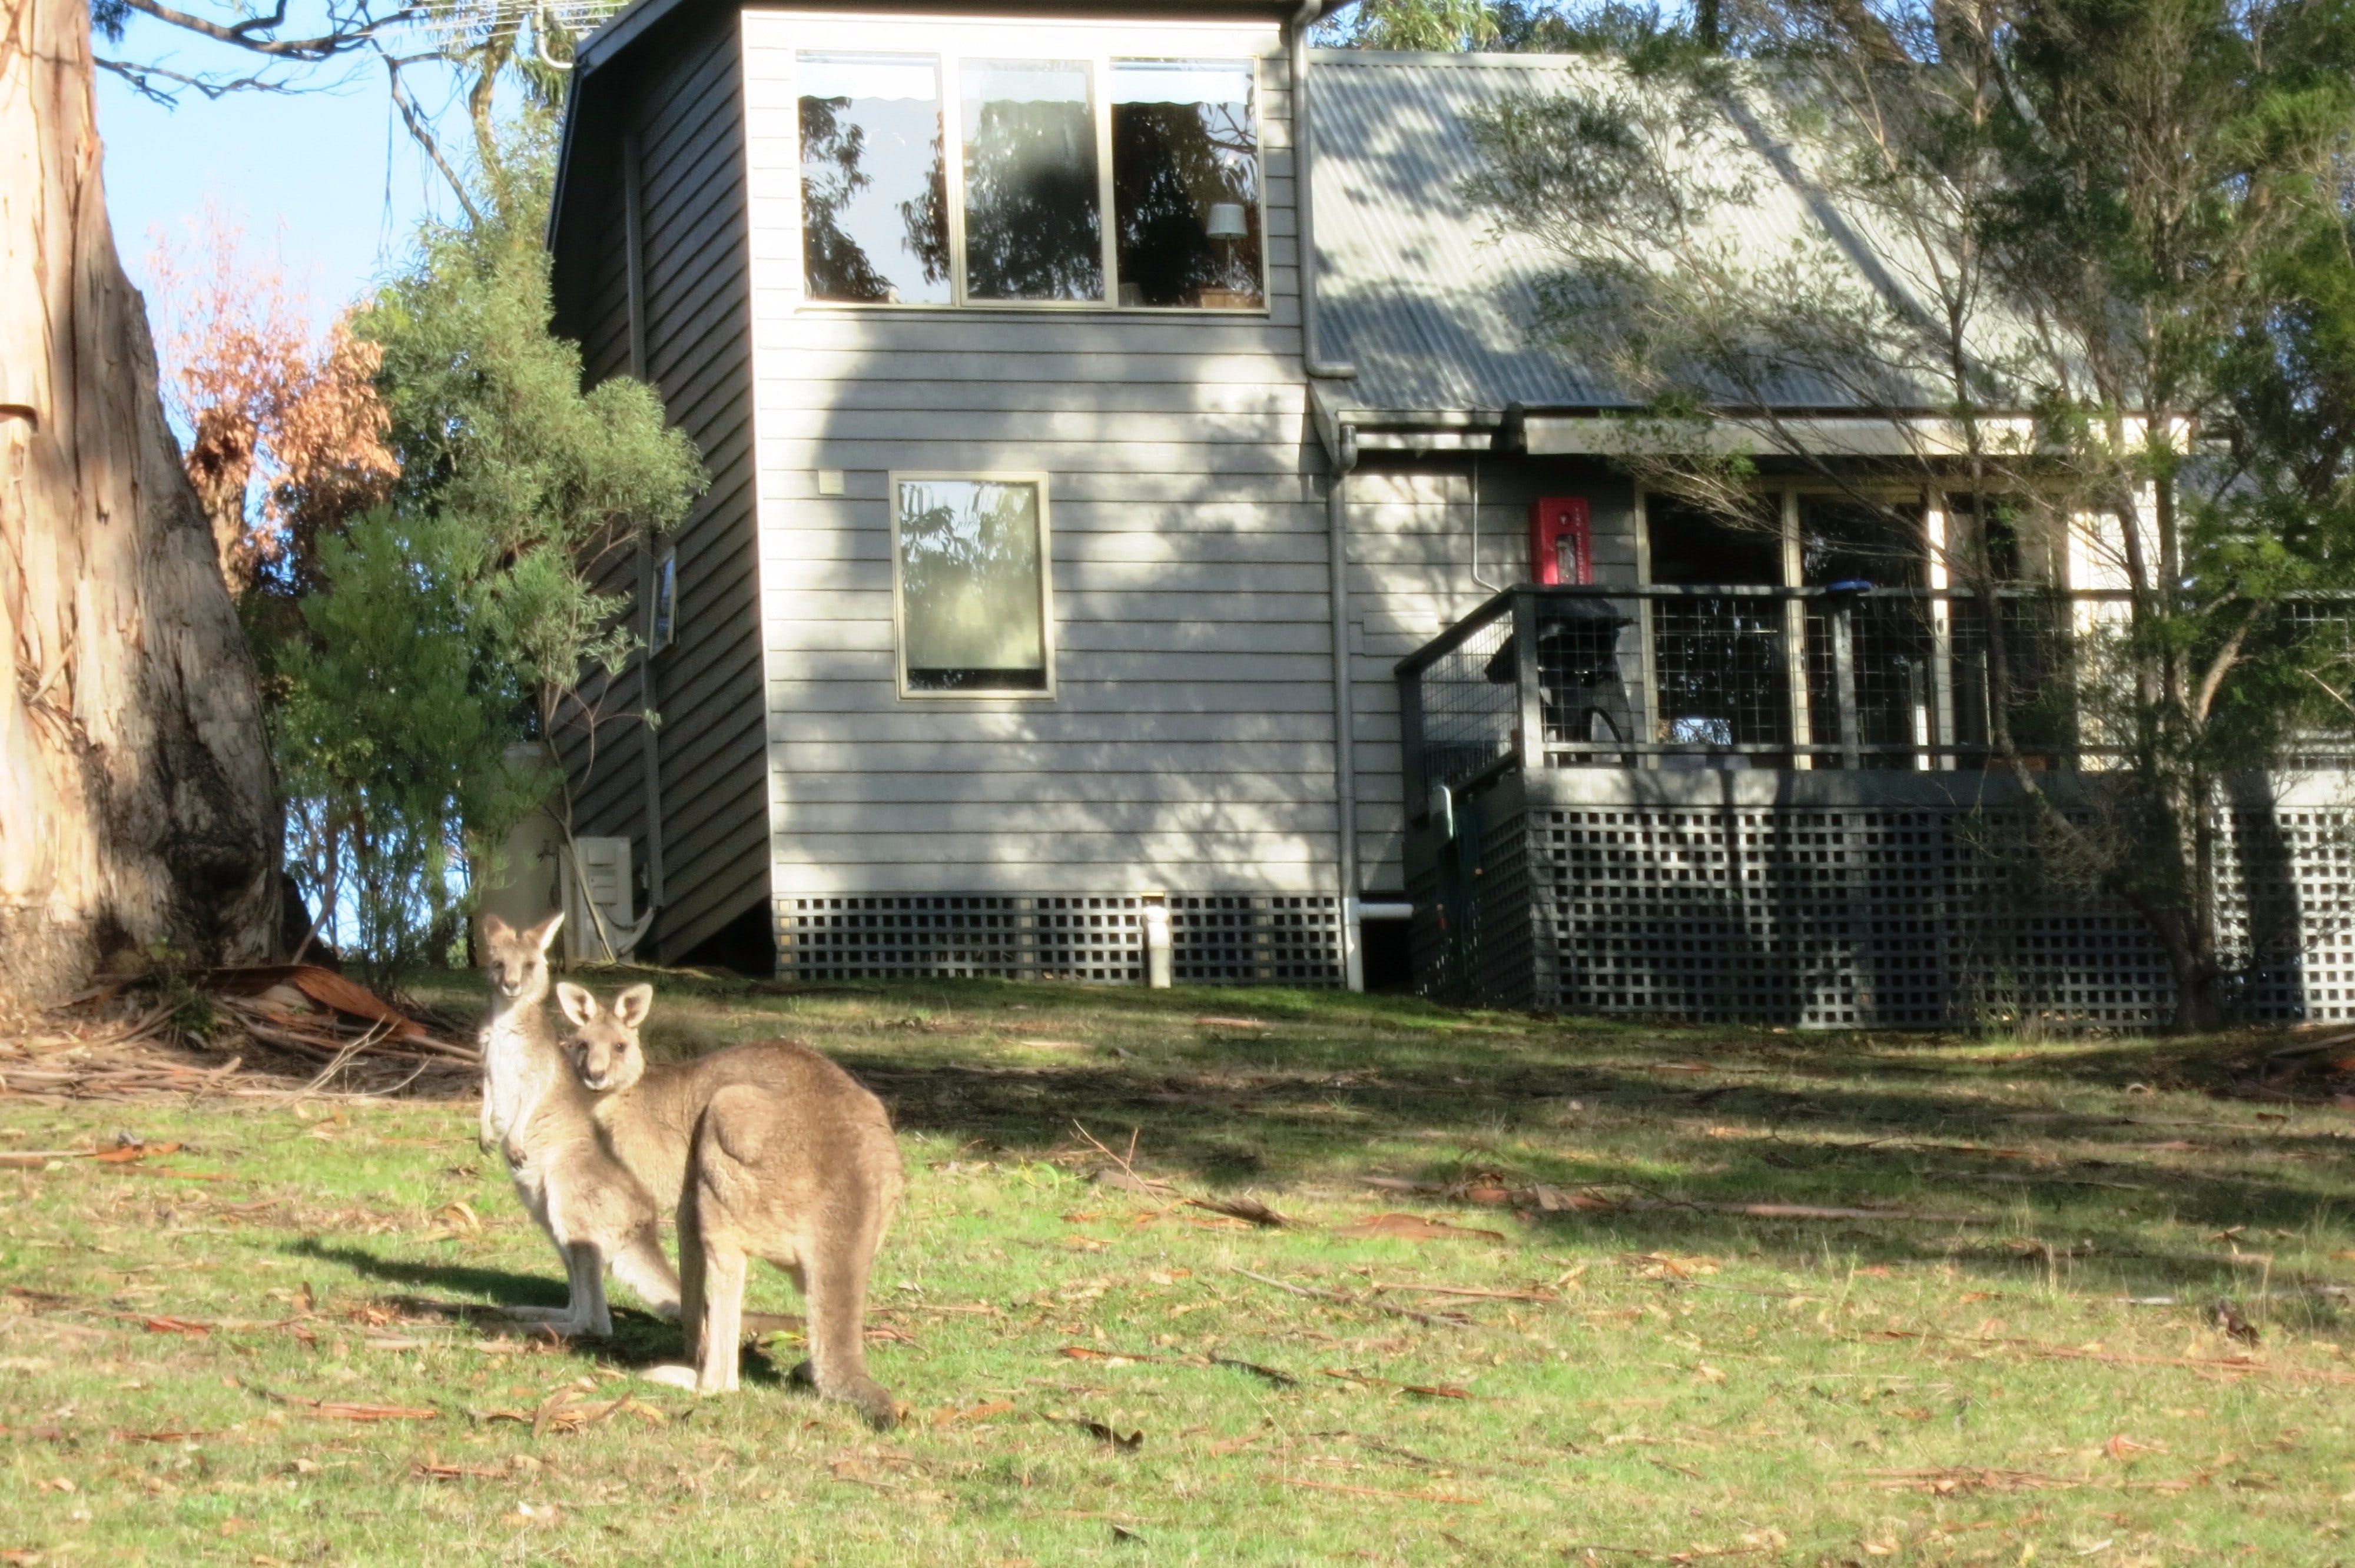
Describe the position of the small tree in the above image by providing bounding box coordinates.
[273,510,539,979]
[147,210,400,597]
[1467,0,2355,1026]
[347,120,704,958]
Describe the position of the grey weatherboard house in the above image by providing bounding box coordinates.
[547,2,2355,1025]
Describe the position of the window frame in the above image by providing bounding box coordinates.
[648,544,678,655]
[886,468,1059,701]
[782,16,1273,316]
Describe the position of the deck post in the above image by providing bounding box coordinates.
[1832,601,1862,769]
[1512,587,1543,772]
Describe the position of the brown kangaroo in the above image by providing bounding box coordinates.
[555,982,904,1427]
[476,913,680,1336]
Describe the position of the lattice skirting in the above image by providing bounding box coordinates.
[773,893,1344,986]
[1409,769,2355,1028]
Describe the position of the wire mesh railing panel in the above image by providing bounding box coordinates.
[1400,585,2255,775]
[1534,598,1647,765]
[2277,601,2355,768]
[1648,597,1792,763]
[1408,603,1518,796]
[1802,600,1936,767]
[1942,594,2078,765]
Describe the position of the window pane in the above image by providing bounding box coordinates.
[961,59,1103,302]
[897,479,1048,691]
[651,552,676,652]
[1800,497,1924,588]
[799,52,950,304]
[1112,59,1262,308]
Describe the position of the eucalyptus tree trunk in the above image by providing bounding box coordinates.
[0,0,278,1010]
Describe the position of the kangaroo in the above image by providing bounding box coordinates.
[476,913,681,1336]
[555,982,904,1428]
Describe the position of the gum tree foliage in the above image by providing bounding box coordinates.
[86,0,595,226]
[1322,0,1695,52]
[1463,0,2355,1025]
[11,0,671,994]
[268,126,702,976]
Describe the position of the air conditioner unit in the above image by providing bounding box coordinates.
[562,836,649,963]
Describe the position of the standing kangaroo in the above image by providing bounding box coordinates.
[476,913,680,1336]
[555,982,903,1427]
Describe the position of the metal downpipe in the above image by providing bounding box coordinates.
[1328,424,1362,990]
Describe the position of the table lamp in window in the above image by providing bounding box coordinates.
[1204,202,1249,307]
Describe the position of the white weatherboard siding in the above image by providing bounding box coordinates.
[1345,459,1638,892]
[741,12,1338,903]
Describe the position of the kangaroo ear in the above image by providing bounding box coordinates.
[614,984,655,1029]
[482,913,514,943]
[529,910,566,953]
[554,982,597,1028]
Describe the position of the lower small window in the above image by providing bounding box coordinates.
[891,473,1053,695]
[649,547,677,654]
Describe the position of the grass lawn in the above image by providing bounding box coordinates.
[4,976,2354,1566]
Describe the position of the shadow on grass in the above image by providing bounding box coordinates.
[284,1238,791,1383]
[751,982,2354,1299]
[397,971,2350,1298]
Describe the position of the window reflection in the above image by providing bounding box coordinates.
[961,59,1103,303]
[1112,59,1262,308]
[799,52,950,304]
[896,479,1049,692]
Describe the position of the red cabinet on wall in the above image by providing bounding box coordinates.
[1530,496,1591,585]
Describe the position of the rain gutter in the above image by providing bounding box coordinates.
[1292,2,1363,986]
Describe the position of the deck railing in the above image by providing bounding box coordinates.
[1396,583,2350,805]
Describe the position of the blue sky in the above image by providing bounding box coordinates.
[97,49,475,323]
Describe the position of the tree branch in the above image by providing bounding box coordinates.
[95,53,312,103]
[377,48,485,228]
[115,0,412,59]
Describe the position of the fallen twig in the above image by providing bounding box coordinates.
[1368,1283,1561,1304]
[1071,1119,1169,1207]
[1228,1267,1470,1328]
[1185,1195,1289,1228]
[1318,1367,1471,1399]
[1278,1476,1479,1504]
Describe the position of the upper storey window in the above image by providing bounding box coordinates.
[798,54,951,304]
[1112,61,1263,308]
[962,59,1103,302]
[795,47,1264,311]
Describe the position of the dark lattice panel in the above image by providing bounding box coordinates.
[1405,860,1456,999]
[1473,809,1543,1009]
[776,896,1144,983]
[1169,895,1345,985]
[1517,790,2355,1028]
[2214,805,2355,1022]
[1545,807,1755,1020]
[775,893,1345,986]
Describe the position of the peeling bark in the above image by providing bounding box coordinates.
[1,0,278,1008]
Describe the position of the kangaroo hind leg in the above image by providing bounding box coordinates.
[801,1197,895,1430]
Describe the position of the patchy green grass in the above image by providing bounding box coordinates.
[5,977,2354,1566]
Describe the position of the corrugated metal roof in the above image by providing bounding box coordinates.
[1310,51,1953,420]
